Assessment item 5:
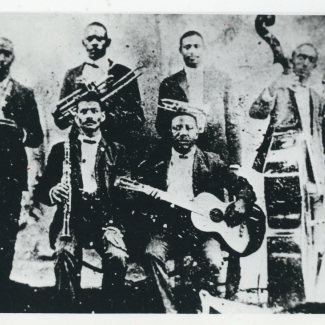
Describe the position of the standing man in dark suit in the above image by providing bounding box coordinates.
[156,31,241,167]
[135,107,265,313]
[53,22,145,166]
[249,43,325,303]
[0,37,44,311]
[35,92,130,312]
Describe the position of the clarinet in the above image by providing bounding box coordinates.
[60,139,72,240]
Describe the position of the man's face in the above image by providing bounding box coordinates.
[82,25,108,61]
[292,45,317,80]
[75,101,105,133]
[171,115,199,153]
[0,49,14,75]
[180,35,204,68]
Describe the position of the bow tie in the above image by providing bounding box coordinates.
[83,139,97,144]
[85,62,99,68]
[179,154,189,159]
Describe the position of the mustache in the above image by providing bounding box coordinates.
[174,136,192,142]
[82,119,96,124]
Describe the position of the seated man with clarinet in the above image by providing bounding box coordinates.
[34,91,130,312]
[0,37,44,311]
[116,104,266,313]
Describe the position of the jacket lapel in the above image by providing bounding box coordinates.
[177,69,189,99]
[95,137,114,194]
[3,78,17,110]
[148,150,171,191]
[192,147,209,196]
[71,139,83,190]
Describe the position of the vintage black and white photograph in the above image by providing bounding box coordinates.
[0,11,325,316]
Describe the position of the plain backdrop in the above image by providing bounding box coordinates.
[1,13,325,295]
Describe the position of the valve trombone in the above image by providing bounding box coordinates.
[52,66,145,123]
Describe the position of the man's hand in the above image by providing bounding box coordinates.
[51,183,69,204]
[225,199,247,228]
[75,76,87,86]
[103,226,127,251]
[269,73,300,96]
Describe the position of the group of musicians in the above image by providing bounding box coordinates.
[0,20,324,313]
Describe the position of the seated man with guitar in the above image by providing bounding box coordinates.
[118,106,266,313]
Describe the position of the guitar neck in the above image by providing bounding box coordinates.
[140,183,203,215]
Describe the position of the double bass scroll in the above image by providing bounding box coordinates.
[255,15,291,74]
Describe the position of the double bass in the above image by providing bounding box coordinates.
[255,15,325,306]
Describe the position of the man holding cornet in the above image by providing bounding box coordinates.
[54,22,145,154]
[35,91,131,312]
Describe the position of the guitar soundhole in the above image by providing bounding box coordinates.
[210,209,224,223]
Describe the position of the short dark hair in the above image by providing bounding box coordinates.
[76,91,103,111]
[292,43,319,62]
[179,31,204,48]
[85,22,108,40]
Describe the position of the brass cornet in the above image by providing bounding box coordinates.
[52,66,144,124]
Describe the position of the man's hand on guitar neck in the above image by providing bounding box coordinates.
[225,199,247,228]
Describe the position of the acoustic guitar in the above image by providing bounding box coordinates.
[115,177,250,254]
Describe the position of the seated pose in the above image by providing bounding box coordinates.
[34,92,130,312]
[132,107,265,313]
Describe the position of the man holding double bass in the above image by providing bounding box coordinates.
[250,41,325,303]
[0,37,43,311]
[130,105,265,313]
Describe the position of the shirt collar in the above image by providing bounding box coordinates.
[184,63,204,78]
[85,55,111,70]
[171,145,197,159]
[78,131,102,145]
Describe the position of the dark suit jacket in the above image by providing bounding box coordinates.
[34,137,130,248]
[156,68,241,166]
[55,59,145,146]
[0,78,43,190]
[135,147,265,257]
[249,87,325,178]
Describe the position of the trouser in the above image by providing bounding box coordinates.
[53,193,128,312]
[54,236,128,311]
[143,231,240,313]
[0,182,22,312]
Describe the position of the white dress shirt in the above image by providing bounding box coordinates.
[184,65,209,132]
[295,85,311,137]
[0,76,11,118]
[82,55,112,85]
[50,132,102,204]
[78,132,102,193]
[167,146,196,202]
[184,64,204,107]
